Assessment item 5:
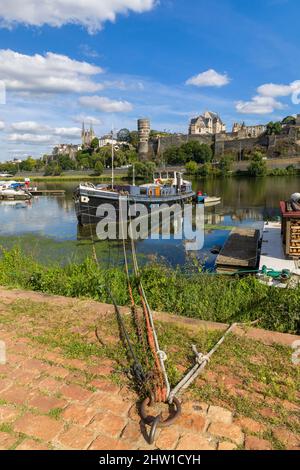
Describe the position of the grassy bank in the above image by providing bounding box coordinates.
[0,246,299,335]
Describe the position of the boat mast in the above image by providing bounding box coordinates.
[111,128,114,190]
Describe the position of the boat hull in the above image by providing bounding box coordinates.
[74,187,195,226]
[0,190,32,201]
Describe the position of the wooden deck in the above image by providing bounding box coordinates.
[216,227,260,273]
[30,190,65,196]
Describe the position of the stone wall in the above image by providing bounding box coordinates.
[146,126,300,161]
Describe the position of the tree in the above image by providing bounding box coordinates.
[163,146,186,165]
[80,158,90,170]
[43,162,62,176]
[181,141,213,164]
[58,155,76,170]
[34,159,45,171]
[128,161,156,179]
[198,163,213,177]
[248,152,267,177]
[123,149,138,164]
[128,131,139,148]
[0,162,18,175]
[97,146,113,167]
[185,161,198,175]
[266,121,282,135]
[117,128,130,142]
[163,142,213,165]
[90,137,99,149]
[219,155,234,175]
[282,116,296,126]
[94,161,104,176]
[20,157,36,172]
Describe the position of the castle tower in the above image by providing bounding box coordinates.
[138,118,150,161]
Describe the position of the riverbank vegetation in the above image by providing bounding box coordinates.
[0,133,140,177]
[0,246,299,335]
[184,150,300,178]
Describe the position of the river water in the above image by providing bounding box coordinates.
[0,176,299,270]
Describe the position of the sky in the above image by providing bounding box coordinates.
[0,0,300,161]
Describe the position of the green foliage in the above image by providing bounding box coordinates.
[57,155,76,171]
[150,130,173,138]
[90,137,99,149]
[268,165,298,176]
[94,160,104,176]
[0,162,18,175]
[219,154,234,175]
[185,161,198,175]
[198,162,219,177]
[282,116,296,126]
[128,131,139,148]
[19,157,36,172]
[117,128,131,142]
[44,162,63,176]
[248,151,268,177]
[266,121,283,135]
[163,142,213,165]
[128,161,156,179]
[0,246,299,334]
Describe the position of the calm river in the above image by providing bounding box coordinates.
[0,176,299,270]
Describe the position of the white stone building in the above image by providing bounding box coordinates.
[189,111,226,135]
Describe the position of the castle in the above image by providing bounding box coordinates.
[189,111,226,135]
[232,122,267,138]
[81,122,95,148]
[138,114,300,161]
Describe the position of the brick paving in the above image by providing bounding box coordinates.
[0,288,299,451]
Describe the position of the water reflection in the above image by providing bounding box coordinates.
[0,176,298,269]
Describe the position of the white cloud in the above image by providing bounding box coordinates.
[0,50,103,94]
[236,95,285,114]
[236,79,300,114]
[7,133,53,144]
[11,121,50,133]
[186,69,230,88]
[53,127,81,138]
[8,123,81,142]
[73,115,102,125]
[79,95,133,112]
[257,83,293,98]
[0,0,156,33]
[79,44,100,59]
[0,120,5,130]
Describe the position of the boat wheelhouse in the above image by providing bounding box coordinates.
[74,171,195,226]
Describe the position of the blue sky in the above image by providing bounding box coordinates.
[0,0,300,160]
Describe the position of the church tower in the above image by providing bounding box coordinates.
[81,122,95,147]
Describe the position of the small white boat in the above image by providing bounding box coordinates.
[204,196,222,207]
[196,192,221,207]
[0,189,32,200]
[0,179,33,201]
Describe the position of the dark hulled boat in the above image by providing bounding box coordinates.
[74,171,195,226]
